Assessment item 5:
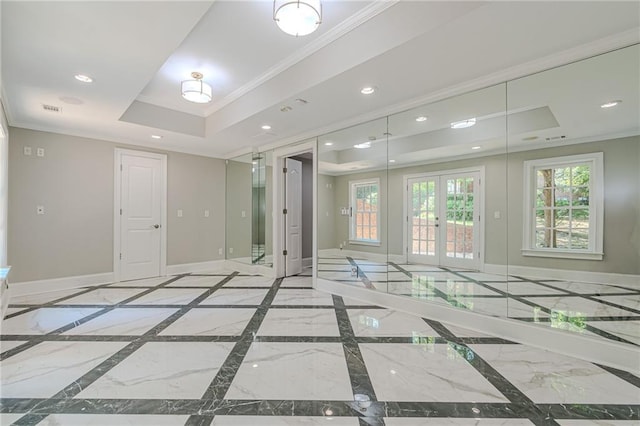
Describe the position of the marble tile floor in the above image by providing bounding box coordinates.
[1,272,638,425]
[318,257,640,347]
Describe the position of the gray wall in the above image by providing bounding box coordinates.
[324,136,639,274]
[225,159,252,260]
[317,173,336,250]
[301,158,313,259]
[8,127,226,283]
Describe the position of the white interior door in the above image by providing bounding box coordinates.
[407,171,480,270]
[119,152,164,281]
[285,158,302,276]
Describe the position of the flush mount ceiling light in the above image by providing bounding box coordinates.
[360,86,375,95]
[274,0,322,36]
[324,141,333,146]
[471,146,481,150]
[389,159,396,163]
[74,74,93,83]
[151,135,162,139]
[261,124,272,130]
[353,142,371,149]
[415,116,428,122]
[451,118,476,129]
[600,100,621,108]
[181,72,212,104]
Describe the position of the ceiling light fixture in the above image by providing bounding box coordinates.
[261,125,272,130]
[274,0,322,37]
[353,142,371,149]
[324,142,333,146]
[451,118,476,129]
[471,146,481,150]
[181,72,212,104]
[389,159,396,163]
[74,74,93,83]
[360,86,375,95]
[600,100,621,108]
[151,135,162,139]
[415,116,427,122]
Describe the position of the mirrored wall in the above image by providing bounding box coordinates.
[226,150,273,266]
[316,44,639,348]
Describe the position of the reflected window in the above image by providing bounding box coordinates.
[523,153,603,260]
[349,179,380,245]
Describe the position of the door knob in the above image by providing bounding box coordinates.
[153,224,161,229]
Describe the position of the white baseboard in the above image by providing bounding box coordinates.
[9,272,115,298]
[166,260,227,275]
[315,277,640,373]
[302,257,313,268]
[485,263,640,287]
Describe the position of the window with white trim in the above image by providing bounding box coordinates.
[523,153,603,260]
[349,179,380,245]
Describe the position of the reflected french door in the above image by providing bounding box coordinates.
[407,172,480,269]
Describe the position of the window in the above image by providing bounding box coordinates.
[350,179,380,245]
[523,153,603,260]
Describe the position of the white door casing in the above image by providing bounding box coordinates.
[114,149,167,282]
[285,158,303,276]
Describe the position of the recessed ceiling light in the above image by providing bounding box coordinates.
[451,118,476,129]
[415,116,428,122]
[324,142,333,146]
[74,74,93,83]
[600,100,621,108]
[471,146,481,150]
[261,125,272,130]
[151,135,162,139]
[389,159,396,163]
[353,142,371,149]
[360,86,375,95]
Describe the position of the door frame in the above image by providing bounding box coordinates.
[272,140,317,279]
[113,148,168,282]
[402,166,485,271]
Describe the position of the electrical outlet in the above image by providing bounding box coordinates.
[218,248,223,255]
[36,205,45,215]
[36,148,45,157]
[24,146,32,156]
[177,209,183,217]
[494,211,501,219]
[204,210,210,218]
[229,247,234,254]
[241,210,246,218]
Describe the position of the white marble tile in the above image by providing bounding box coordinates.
[586,320,640,345]
[434,281,503,296]
[225,275,276,287]
[159,308,255,336]
[384,280,437,295]
[358,265,390,273]
[0,307,100,335]
[108,277,171,287]
[348,309,437,337]
[482,281,567,295]
[457,272,521,282]
[165,275,226,287]
[318,264,354,272]
[318,270,358,281]
[592,294,639,311]
[63,308,178,335]
[212,417,359,425]
[453,297,548,319]
[128,288,207,305]
[280,276,313,288]
[0,341,128,398]
[384,419,534,425]
[440,323,494,338]
[77,342,235,399]
[272,289,335,305]
[366,272,410,281]
[40,414,190,425]
[527,296,635,317]
[539,281,633,294]
[411,272,474,282]
[0,340,28,353]
[200,288,268,305]
[226,342,353,400]
[258,308,340,336]
[0,414,26,424]
[391,264,447,272]
[341,297,378,307]
[10,288,87,305]
[3,307,26,318]
[360,343,508,402]
[469,344,640,404]
[56,288,146,305]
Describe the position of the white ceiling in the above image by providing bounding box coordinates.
[1,1,639,160]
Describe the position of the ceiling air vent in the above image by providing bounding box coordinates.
[545,135,566,141]
[42,104,61,113]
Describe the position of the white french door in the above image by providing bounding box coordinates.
[115,149,167,281]
[406,171,481,269]
[285,158,303,276]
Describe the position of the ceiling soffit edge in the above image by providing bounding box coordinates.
[204,0,399,116]
[226,29,640,159]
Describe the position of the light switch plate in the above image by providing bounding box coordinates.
[36,148,45,157]
[24,146,32,156]
[177,209,183,217]
[204,210,210,218]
